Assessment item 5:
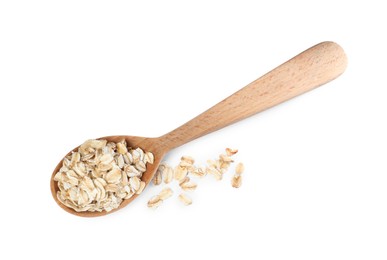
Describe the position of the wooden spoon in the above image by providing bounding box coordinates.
[50,41,347,217]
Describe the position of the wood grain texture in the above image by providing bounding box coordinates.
[159,41,347,150]
[50,41,347,217]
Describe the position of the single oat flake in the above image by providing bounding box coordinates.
[158,187,174,200]
[232,162,244,188]
[231,175,242,188]
[162,165,174,184]
[178,193,192,206]
[147,195,163,209]
[180,181,197,192]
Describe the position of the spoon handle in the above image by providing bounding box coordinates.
[160,41,347,150]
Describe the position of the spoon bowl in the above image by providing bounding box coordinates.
[50,135,167,217]
[51,41,347,217]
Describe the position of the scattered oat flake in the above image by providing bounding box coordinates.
[181,156,195,165]
[179,176,190,185]
[152,169,162,185]
[226,148,238,156]
[231,175,242,188]
[174,165,188,181]
[180,181,197,192]
[191,167,206,178]
[159,187,173,200]
[162,165,174,184]
[178,193,192,206]
[147,196,163,209]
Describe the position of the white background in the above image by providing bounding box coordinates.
[1,1,386,259]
